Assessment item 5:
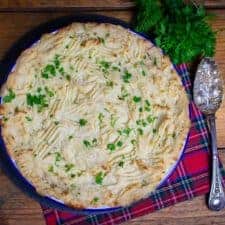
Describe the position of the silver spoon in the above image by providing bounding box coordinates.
[193,57,225,211]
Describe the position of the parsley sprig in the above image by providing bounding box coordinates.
[135,0,216,64]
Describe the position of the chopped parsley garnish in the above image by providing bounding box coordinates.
[172,132,176,138]
[136,119,147,127]
[142,70,146,76]
[153,128,157,134]
[131,139,137,145]
[95,172,105,185]
[118,86,129,100]
[83,140,91,148]
[83,138,97,148]
[110,114,117,128]
[122,70,132,83]
[65,163,74,172]
[107,143,116,152]
[92,197,99,203]
[26,93,48,111]
[55,152,62,165]
[118,161,124,167]
[78,118,87,127]
[117,141,123,147]
[144,99,151,111]
[139,107,143,112]
[112,66,121,72]
[41,55,65,79]
[44,87,54,97]
[68,135,73,140]
[54,121,59,125]
[147,115,156,124]
[66,75,71,81]
[48,165,54,172]
[118,127,132,136]
[98,113,104,125]
[133,96,141,103]
[106,80,114,87]
[137,128,143,135]
[97,37,105,44]
[25,116,32,121]
[70,174,76,178]
[41,64,56,78]
[54,55,60,68]
[2,116,8,122]
[3,89,16,103]
[99,60,111,73]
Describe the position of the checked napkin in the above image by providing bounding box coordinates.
[42,64,225,225]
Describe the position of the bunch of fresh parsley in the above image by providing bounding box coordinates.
[135,0,216,64]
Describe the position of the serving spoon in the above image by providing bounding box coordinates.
[193,57,225,211]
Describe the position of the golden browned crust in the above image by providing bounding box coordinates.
[0,22,190,208]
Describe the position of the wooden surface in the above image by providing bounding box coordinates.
[0,1,225,225]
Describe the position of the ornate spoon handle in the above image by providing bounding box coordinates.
[208,114,225,211]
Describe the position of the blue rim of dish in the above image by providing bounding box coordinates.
[0,14,190,215]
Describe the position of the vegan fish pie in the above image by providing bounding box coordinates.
[0,23,190,208]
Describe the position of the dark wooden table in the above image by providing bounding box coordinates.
[0,1,225,225]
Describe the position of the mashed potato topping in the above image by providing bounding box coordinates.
[0,23,190,208]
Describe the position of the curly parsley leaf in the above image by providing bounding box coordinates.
[134,0,216,64]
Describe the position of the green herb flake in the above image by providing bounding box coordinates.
[122,70,132,83]
[97,37,105,44]
[118,86,129,100]
[137,128,143,135]
[118,161,124,167]
[172,132,176,138]
[106,80,114,87]
[142,70,146,76]
[25,116,32,121]
[2,116,8,122]
[99,60,111,73]
[95,172,105,185]
[136,119,147,127]
[117,141,123,147]
[112,66,121,72]
[144,99,151,111]
[68,135,73,140]
[98,113,104,125]
[83,140,91,148]
[153,128,157,134]
[133,96,142,103]
[92,197,99,203]
[139,107,143,112]
[26,93,48,111]
[55,152,62,163]
[44,87,54,97]
[79,118,87,127]
[54,121,59,125]
[48,165,54,173]
[131,139,137,145]
[147,115,156,124]
[66,75,71,81]
[65,163,74,172]
[70,174,76,178]
[110,114,117,128]
[3,89,16,103]
[107,143,116,152]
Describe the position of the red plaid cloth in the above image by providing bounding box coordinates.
[42,64,225,225]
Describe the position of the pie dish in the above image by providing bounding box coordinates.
[0,21,190,209]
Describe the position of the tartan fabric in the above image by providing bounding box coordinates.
[42,64,225,225]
